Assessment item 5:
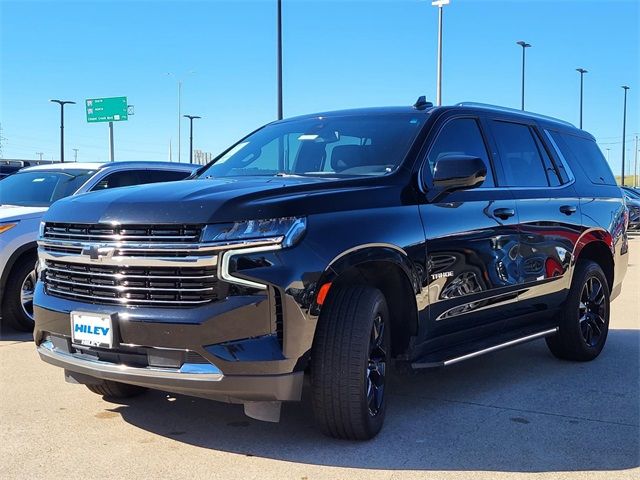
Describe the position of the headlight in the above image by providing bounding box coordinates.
[0,222,19,234]
[201,217,306,248]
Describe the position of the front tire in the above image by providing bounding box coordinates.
[311,285,390,440]
[546,260,610,361]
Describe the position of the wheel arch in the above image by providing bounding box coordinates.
[573,231,614,291]
[314,244,421,357]
[0,242,37,307]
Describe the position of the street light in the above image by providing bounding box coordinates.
[183,115,201,164]
[277,0,283,119]
[576,68,588,129]
[516,41,532,110]
[50,99,75,163]
[621,85,630,186]
[166,71,195,162]
[432,0,450,106]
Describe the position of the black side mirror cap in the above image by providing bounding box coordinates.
[429,155,487,202]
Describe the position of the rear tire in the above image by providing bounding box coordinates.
[546,260,610,361]
[1,254,37,332]
[311,285,390,440]
[86,380,147,399]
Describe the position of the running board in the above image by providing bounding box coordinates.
[411,327,558,369]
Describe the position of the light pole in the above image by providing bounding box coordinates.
[634,135,639,188]
[621,86,630,186]
[576,68,587,129]
[166,72,195,161]
[516,41,531,111]
[183,115,201,164]
[50,99,75,163]
[432,0,450,106]
[277,0,283,119]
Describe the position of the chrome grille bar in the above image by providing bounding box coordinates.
[44,276,215,292]
[45,287,212,305]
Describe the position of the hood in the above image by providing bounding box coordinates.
[44,176,406,225]
[0,205,48,222]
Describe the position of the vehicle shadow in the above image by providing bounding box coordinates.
[109,329,639,473]
[0,321,32,342]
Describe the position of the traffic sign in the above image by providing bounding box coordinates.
[85,97,128,123]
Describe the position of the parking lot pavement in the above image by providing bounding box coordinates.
[1,240,638,480]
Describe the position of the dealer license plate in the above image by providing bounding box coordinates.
[70,311,113,348]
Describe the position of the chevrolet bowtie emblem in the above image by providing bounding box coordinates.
[82,245,116,261]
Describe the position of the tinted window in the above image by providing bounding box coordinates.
[426,118,494,187]
[532,130,561,186]
[91,169,190,190]
[198,114,425,179]
[492,121,549,187]
[549,131,616,185]
[0,169,95,207]
[91,170,142,190]
[141,170,191,183]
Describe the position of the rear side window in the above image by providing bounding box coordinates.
[491,121,550,187]
[140,170,191,183]
[426,118,495,187]
[548,131,616,185]
[91,170,143,190]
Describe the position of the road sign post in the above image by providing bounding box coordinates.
[85,97,128,162]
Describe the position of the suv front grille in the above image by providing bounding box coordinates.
[43,223,203,243]
[43,260,220,306]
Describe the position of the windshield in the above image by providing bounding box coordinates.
[198,114,425,179]
[0,169,95,207]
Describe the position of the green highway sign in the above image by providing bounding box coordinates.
[85,96,128,123]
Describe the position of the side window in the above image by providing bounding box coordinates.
[531,130,561,186]
[139,170,191,184]
[426,118,495,187]
[91,170,142,190]
[491,121,550,187]
[549,131,616,185]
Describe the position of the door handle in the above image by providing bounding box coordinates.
[493,208,515,220]
[559,205,577,215]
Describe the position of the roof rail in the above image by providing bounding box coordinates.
[455,102,575,128]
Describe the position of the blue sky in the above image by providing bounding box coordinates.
[1,0,638,176]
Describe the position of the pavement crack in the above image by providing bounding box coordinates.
[390,392,639,428]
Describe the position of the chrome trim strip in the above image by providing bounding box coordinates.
[435,289,523,321]
[442,328,558,366]
[38,237,284,253]
[218,244,283,290]
[39,248,218,268]
[329,242,408,267]
[44,265,216,280]
[44,276,214,292]
[38,340,224,381]
[44,232,200,241]
[45,287,211,305]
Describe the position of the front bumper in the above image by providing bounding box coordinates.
[37,339,303,403]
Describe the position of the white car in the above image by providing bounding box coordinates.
[0,161,197,331]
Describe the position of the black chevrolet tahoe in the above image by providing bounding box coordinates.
[34,101,629,440]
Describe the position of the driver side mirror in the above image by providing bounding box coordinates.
[432,154,487,193]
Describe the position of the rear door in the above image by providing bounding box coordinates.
[488,119,582,325]
[419,115,521,340]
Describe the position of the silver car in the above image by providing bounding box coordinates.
[0,161,197,331]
